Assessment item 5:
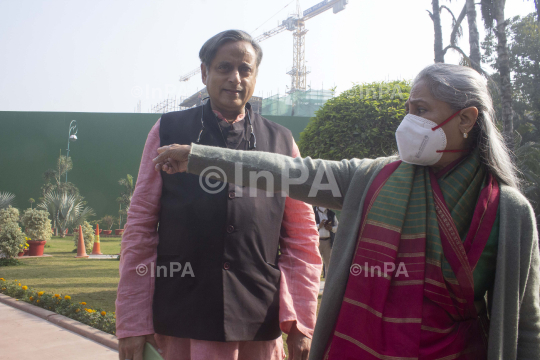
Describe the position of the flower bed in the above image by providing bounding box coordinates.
[0,277,115,335]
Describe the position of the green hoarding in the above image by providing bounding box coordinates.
[0,111,310,222]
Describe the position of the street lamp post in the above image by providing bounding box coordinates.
[66,120,78,183]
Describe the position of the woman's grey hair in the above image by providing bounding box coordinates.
[199,30,263,70]
[414,63,520,189]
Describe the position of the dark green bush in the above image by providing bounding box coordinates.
[299,80,411,160]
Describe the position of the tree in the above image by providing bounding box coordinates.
[508,13,540,139]
[38,191,95,238]
[482,13,540,143]
[466,0,482,72]
[427,0,486,74]
[493,0,514,147]
[483,13,540,231]
[429,0,445,62]
[28,198,35,209]
[41,153,79,198]
[298,80,411,160]
[116,174,135,229]
[515,140,540,230]
[117,174,135,212]
[480,0,514,147]
[0,192,15,210]
[526,0,540,22]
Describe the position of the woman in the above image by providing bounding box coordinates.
[153,64,540,359]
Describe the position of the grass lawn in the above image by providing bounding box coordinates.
[0,236,122,312]
[0,235,323,355]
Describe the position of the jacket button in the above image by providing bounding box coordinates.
[226,225,235,233]
[228,191,236,199]
[223,262,230,270]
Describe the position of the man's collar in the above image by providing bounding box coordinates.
[212,110,245,124]
[208,100,251,125]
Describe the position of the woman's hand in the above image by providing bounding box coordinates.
[152,144,191,174]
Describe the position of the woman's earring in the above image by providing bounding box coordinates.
[463,132,468,139]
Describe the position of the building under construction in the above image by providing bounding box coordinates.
[178,88,263,114]
[152,87,332,118]
[150,0,348,117]
[261,88,334,117]
[177,0,348,93]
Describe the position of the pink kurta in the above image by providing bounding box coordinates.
[116,118,322,360]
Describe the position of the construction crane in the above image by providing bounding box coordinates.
[178,0,348,93]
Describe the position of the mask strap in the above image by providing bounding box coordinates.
[436,149,470,153]
[431,110,462,131]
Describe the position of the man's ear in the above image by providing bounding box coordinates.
[458,106,479,134]
[201,63,207,85]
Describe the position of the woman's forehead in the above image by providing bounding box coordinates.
[408,80,435,104]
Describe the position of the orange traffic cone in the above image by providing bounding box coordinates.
[91,224,103,255]
[75,225,89,258]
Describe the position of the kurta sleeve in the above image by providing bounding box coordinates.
[278,140,322,339]
[115,119,162,339]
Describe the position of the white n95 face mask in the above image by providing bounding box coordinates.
[395,110,469,166]
[395,114,447,166]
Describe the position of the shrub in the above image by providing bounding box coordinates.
[100,215,115,230]
[73,221,94,252]
[0,206,20,228]
[0,222,26,258]
[21,208,52,242]
[298,80,411,160]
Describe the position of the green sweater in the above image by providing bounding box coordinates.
[187,143,540,360]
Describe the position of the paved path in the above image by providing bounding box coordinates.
[0,301,118,359]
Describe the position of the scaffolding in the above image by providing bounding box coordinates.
[261,88,334,117]
[179,87,262,114]
[150,96,188,113]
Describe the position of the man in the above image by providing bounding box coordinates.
[313,206,338,278]
[116,30,321,360]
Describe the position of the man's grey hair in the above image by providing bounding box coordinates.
[199,30,263,70]
[414,63,520,189]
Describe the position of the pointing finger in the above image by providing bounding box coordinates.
[157,145,170,154]
[153,152,168,164]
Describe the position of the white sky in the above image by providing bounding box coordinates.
[0,0,535,113]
